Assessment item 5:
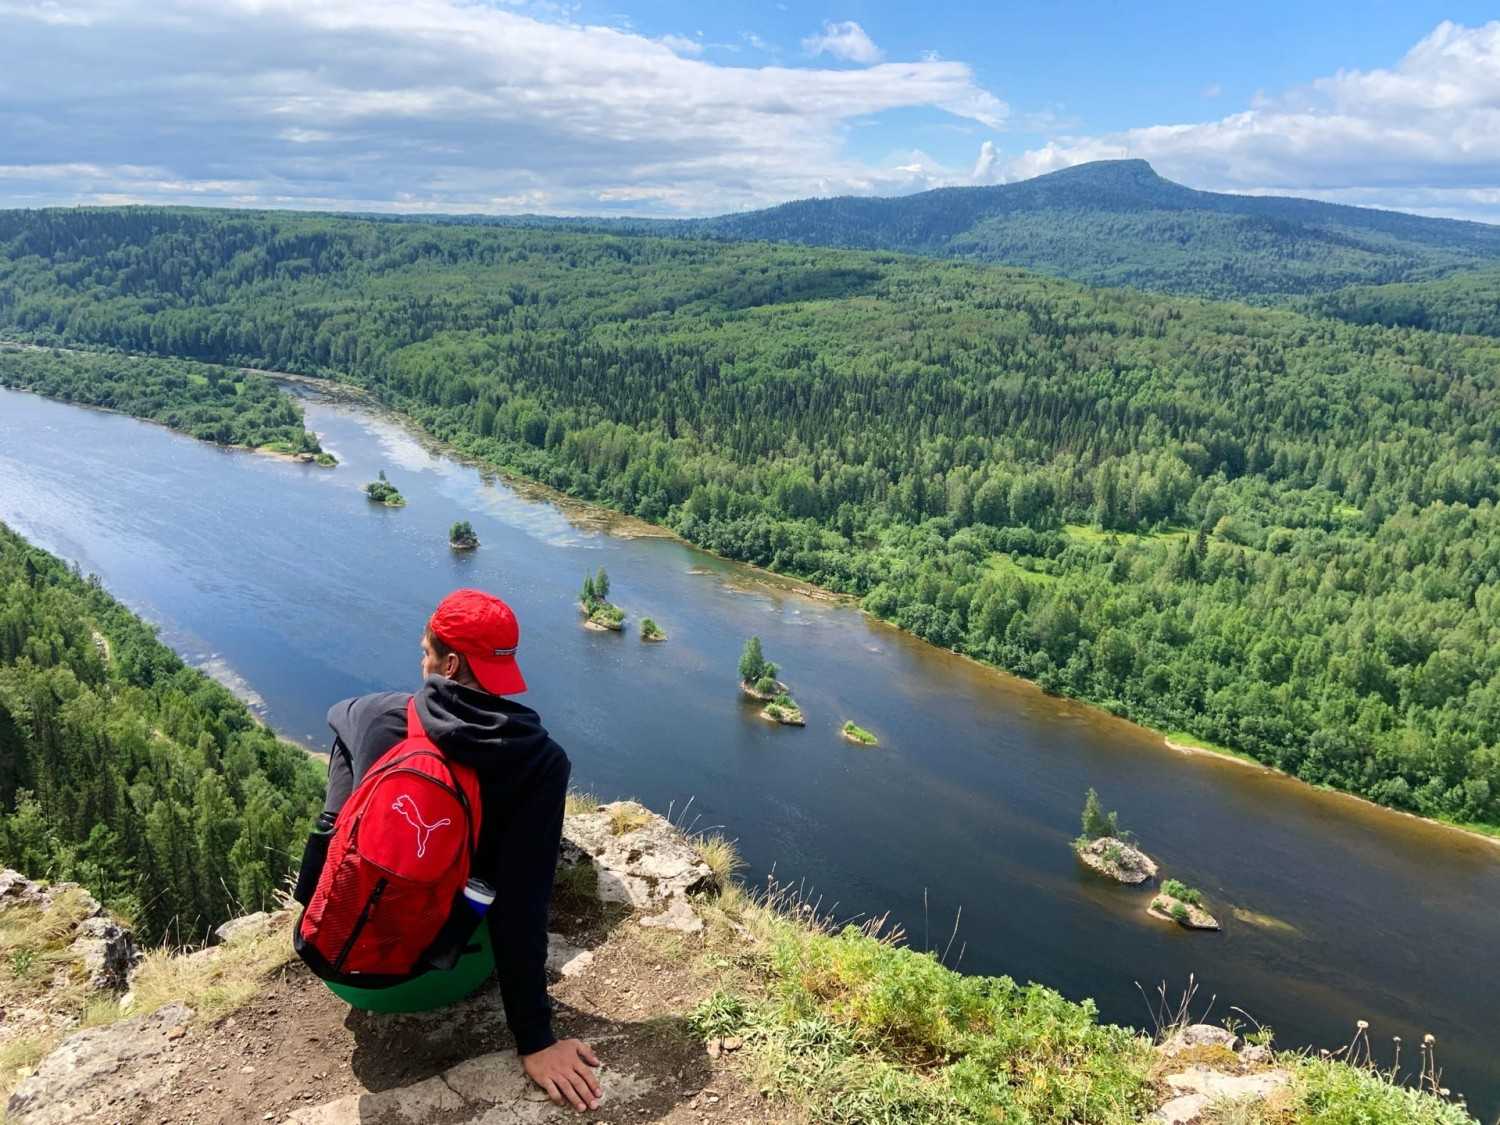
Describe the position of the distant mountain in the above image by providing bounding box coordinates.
[376,160,1500,302]
[682,160,1500,300]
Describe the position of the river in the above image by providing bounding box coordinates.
[1,384,1496,1116]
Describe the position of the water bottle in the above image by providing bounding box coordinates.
[463,877,496,919]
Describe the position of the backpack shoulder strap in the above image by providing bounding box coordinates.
[405,695,426,742]
[404,693,481,855]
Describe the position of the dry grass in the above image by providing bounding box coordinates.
[0,1035,50,1096]
[693,833,744,889]
[127,912,296,1024]
[607,802,651,836]
[564,791,600,816]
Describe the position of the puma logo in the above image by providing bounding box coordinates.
[391,794,452,859]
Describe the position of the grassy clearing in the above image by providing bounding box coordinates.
[1063,523,1191,546]
[981,552,1059,586]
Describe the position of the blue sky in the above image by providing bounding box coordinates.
[2,0,1498,221]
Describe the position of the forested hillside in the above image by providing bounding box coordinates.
[1,206,1498,830]
[684,160,1500,299]
[1306,268,1500,339]
[0,346,327,454]
[423,160,1500,302]
[0,523,325,943]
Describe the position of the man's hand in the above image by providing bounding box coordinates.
[521,1039,602,1112]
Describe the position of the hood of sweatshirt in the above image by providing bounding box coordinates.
[411,674,553,778]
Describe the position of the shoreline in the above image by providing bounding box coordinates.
[10,342,1499,853]
[0,353,335,469]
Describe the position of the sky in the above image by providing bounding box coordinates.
[2,0,1499,222]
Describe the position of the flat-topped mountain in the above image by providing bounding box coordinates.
[422,159,1500,301]
[685,160,1500,298]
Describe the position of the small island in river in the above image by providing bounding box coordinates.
[639,617,666,642]
[841,720,879,746]
[761,694,805,726]
[1149,879,1221,930]
[579,567,625,631]
[1072,788,1158,884]
[365,470,405,507]
[737,637,804,725]
[449,519,479,550]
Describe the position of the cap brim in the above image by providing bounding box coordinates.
[468,653,527,695]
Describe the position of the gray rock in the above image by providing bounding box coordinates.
[70,915,140,991]
[1240,1043,1274,1065]
[6,1002,193,1124]
[0,868,48,908]
[285,1049,655,1124]
[1161,1023,1240,1055]
[213,911,273,945]
[1150,1065,1292,1123]
[1075,837,1158,884]
[544,933,595,979]
[561,802,713,931]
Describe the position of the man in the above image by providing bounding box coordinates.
[323,587,601,1113]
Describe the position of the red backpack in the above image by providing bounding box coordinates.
[295,698,483,985]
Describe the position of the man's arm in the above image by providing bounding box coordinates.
[490,748,570,1055]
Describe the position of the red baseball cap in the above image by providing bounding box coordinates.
[427,588,527,695]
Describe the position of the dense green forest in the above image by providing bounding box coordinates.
[421,160,1500,302]
[1,206,1498,829]
[0,346,326,454]
[1306,268,1500,339]
[0,522,326,943]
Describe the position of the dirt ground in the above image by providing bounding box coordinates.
[120,892,783,1124]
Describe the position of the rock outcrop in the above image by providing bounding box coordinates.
[560,800,716,933]
[1074,835,1158,884]
[7,802,724,1124]
[1150,1024,1293,1124]
[0,869,139,990]
[7,1003,193,1125]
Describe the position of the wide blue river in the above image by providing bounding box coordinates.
[1,384,1496,1115]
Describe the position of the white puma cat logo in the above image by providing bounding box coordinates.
[391,794,451,859]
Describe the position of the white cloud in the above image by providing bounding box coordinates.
[971,140,999,183]
[802,20,883,64]
[0,0,1006,215]
[658,33,701,56]
[1007,20,1500,223]
[1201,82,1222,98]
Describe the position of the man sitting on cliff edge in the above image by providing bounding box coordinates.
[321,587,602,1113]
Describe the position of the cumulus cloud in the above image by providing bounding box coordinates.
[802,20,883,64]
[1006,20,1500,222]
[0,0,1004,215]
[971,140,999,183]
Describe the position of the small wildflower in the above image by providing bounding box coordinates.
[1356,1019,1369,1030]
[1423,1033,1436,1044]
[1439,1088,1450,1096]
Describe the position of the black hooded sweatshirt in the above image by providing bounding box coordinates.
[323,675,570,1056]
